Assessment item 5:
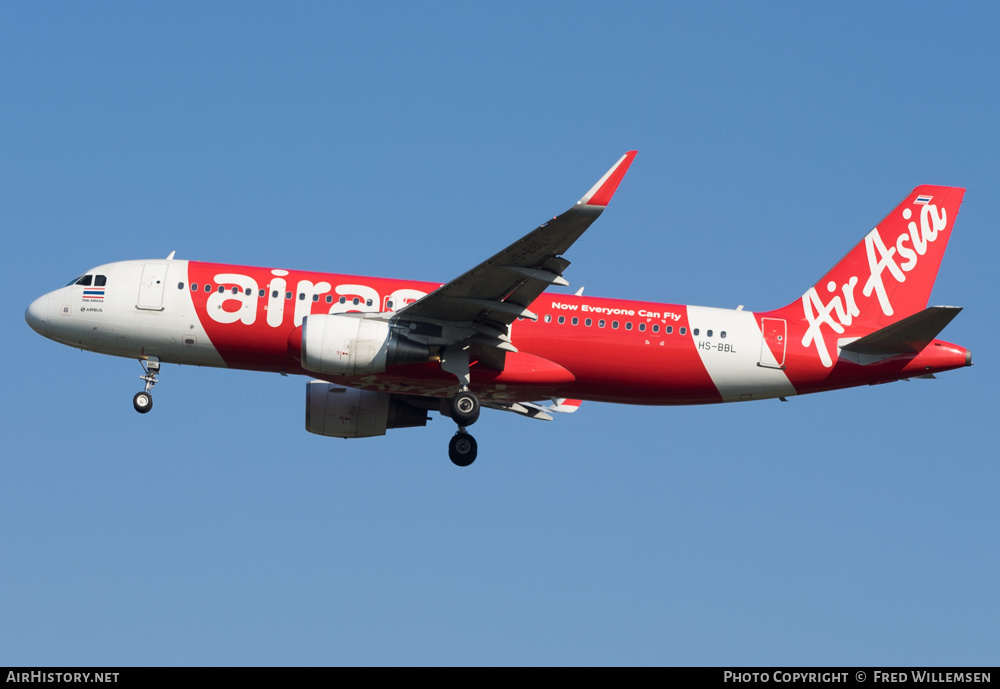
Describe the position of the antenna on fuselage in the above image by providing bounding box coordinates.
[166,251,176,260]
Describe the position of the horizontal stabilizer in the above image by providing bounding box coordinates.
[840,306,962,356]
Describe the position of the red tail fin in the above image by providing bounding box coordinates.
[775,185,966,329]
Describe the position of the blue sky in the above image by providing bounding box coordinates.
[2,2,997,665]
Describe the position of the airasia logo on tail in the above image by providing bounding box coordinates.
[801,200,948,367]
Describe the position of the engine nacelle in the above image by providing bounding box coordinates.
[305,381,429,438]
[300,314,429,375]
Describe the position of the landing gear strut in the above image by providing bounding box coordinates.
[134,357,160,414]
[441,345,481,466]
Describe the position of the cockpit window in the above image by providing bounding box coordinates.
[94,275,107,287]
[75,275,93,286]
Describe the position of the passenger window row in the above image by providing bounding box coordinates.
[177,280,727,337]
[181,282,372,306]
[537,314,726,339]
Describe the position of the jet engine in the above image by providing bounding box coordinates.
[305,381,429,438]
[300,314,429,376]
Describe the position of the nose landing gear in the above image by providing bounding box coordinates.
[133,357,160,414]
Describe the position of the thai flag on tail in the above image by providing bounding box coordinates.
[914,195,933,205]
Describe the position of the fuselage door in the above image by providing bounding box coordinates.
[759,317,787,369]
[137,263,167,311]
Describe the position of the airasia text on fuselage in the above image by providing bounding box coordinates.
[202,268,428,328]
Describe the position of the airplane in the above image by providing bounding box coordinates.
[24,152,972,466]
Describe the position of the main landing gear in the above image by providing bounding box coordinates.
[440,345,482,467]
[448,389,480,467]
[133,357,160,414]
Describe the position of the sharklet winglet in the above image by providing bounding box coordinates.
[578,151,637,207]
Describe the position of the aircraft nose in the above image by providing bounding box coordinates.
[25,294,49,337]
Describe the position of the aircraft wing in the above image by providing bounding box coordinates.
[394,152,637,344]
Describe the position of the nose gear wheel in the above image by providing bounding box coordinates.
[134,357,160,414]
[133,391,153,413]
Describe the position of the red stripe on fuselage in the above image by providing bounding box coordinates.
[186,262,722,404]
[187,261,442,371]
[513,299,720,404]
